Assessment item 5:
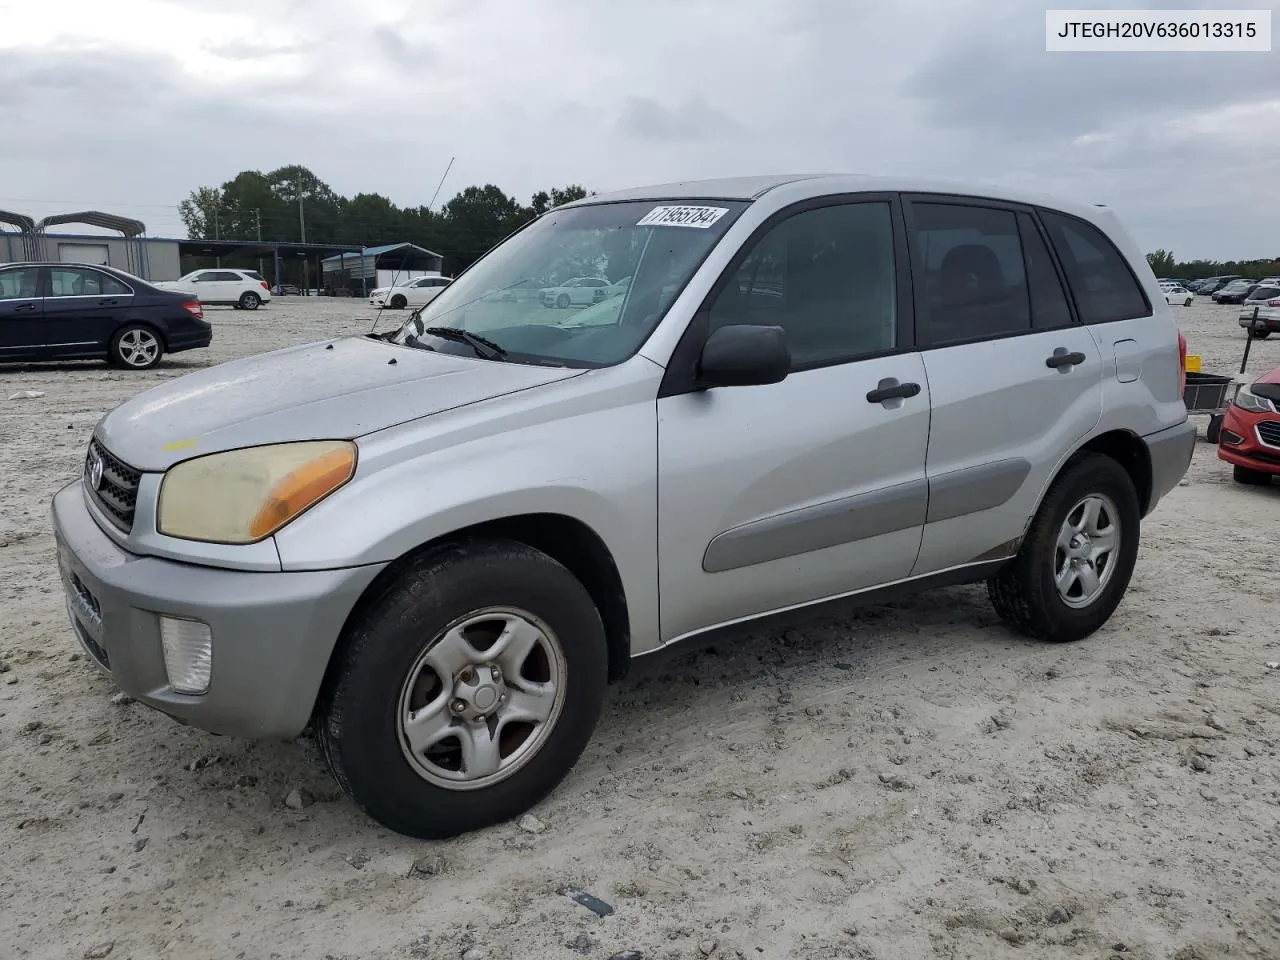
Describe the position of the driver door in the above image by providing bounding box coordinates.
[656,195,931,642]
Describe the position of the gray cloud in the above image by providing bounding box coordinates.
[0,0,1275,259]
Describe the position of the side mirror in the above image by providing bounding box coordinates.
[697,324,790,388]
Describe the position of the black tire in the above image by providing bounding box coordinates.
[1206,414,1224,445]
[318,538,608,839]
[556,293,570,309]
[390,294,407,309]
[1249,329,1270,339]
[108,324,164,370]
[987,453,1140,643]
[239,292,261,310]
[1233,465,1273,486]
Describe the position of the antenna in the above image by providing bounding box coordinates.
[370,156,456,337]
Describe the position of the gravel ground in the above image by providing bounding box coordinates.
[1,296,1278,960]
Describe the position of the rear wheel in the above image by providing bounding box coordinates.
[318,539,608,839]
[1233,465,1273,486]
[109,325,163,369]
[239,291,261,310]
[988,453,1140,643]
[1249,329,1270,339]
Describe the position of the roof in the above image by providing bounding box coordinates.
[567,173,1108,221]
[321,242,442,262]
[34,211,147,237]
[0,210,35,233]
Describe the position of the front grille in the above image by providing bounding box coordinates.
[85,438,141,532]
[1257,420,1280,449]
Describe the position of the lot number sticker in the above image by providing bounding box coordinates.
[637,205,729,228]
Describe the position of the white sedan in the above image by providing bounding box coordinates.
[1161,284,1193,307]
[540,276,630,309]
[154,269,272,309]
[369,276,452,309]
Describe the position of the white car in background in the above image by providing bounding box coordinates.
[540,276,630,308]
[154,268,272,310]
[369,276,452,309]
[1160,282,1194,307]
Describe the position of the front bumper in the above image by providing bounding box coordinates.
[1218,406,1280,475]
[51,480,387,740]
[1143,419,1196,514]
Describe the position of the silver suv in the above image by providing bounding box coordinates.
[52,175,1195,838]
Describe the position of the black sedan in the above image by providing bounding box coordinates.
[0,262,211,369]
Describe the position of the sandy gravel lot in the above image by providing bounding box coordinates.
[2,296,1278,960]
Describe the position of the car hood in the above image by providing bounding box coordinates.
[94,335,585,471]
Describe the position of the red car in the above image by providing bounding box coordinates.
[1217,364,1280,486]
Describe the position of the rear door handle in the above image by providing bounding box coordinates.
[866,379,922,404]
[1046,349,1087,369]
[98,299,118,306]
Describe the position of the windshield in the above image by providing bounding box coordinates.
[388,199,747,366]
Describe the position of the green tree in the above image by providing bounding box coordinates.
[178,186,223,239]
[1146,249,1175,276]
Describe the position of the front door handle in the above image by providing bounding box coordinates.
[1046,349,1087,369]
[13,302,38,313]
[866,379,922,404]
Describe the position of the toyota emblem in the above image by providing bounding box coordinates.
[86,449,104,490]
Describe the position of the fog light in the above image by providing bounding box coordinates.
[159,616,212,695]
[1221,430,1244,445]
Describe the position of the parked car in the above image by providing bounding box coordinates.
[539,276,628,308]
[0,262,210,369]
[272,284,301,296]
[1213,279,1258,304]
[1217,364,1280,486]
[51,174,1194,839]
[369,276,452,310]
[1161,284,1194,306]
[1238,284,1280,338]
[1198,276,1244,296]
[154,269,272,310]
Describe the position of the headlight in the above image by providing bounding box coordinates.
[157,441,356,544]
[1235,384,1278,414]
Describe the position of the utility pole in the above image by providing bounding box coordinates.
[298,184,307,245]
[255,209,264,277]
[213,205,221,267]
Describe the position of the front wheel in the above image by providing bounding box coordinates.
[987,453,1140,643]
[318,539,608,839]
[1233,465,1273,486]
[389,294,407,309]
[1249,329,1270,339]
[556,293,570,309]
[1207,414,1224,445]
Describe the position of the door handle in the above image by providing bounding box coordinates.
[866,379,922,404]
[1045,349,1087,369]
[98,299,118,306]
[13,302,38,312]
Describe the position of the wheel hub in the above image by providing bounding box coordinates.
[450,664,508,724]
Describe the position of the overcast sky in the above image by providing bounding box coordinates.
[1,0,1276,259]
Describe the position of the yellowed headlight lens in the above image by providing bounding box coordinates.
[157,441,356,544]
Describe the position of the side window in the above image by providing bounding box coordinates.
[708,201,898,369]
[0,267,41,300]
[1017,213,1073,329]
[909,202,1030,347]
[213,271,244,282]
[189,272,211,282]
[1039,210,1151,323]
[49,268,131,297]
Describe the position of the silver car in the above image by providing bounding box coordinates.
[51,175,1195,838]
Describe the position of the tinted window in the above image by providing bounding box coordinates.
[49,268,130,297]
[1246,285,1280,301]
[708,201,897,368]
[212,271,244,282]
[244,271,265,281]
[909,202,1030,346]
[0,266,41,300]
[1040,211,1151,323]
[1017,213,1073,329]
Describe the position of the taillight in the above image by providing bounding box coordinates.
[1176,329,1187,395]
[1269,299,1280,308]
[182,299,204,320]
[260,281,270,291]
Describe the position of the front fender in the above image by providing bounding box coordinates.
[272,365,662,652]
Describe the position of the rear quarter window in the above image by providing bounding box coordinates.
[1039,211,1151,324]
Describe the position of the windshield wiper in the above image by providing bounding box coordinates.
[422,326,507,361]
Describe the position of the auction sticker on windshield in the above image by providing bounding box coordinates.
[637,205,729,228]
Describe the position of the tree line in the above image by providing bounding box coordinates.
[1145,249,1280,281]
[178,165,590,277]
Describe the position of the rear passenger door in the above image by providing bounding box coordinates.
[43,267,134,354]
[903,196,1104,576]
